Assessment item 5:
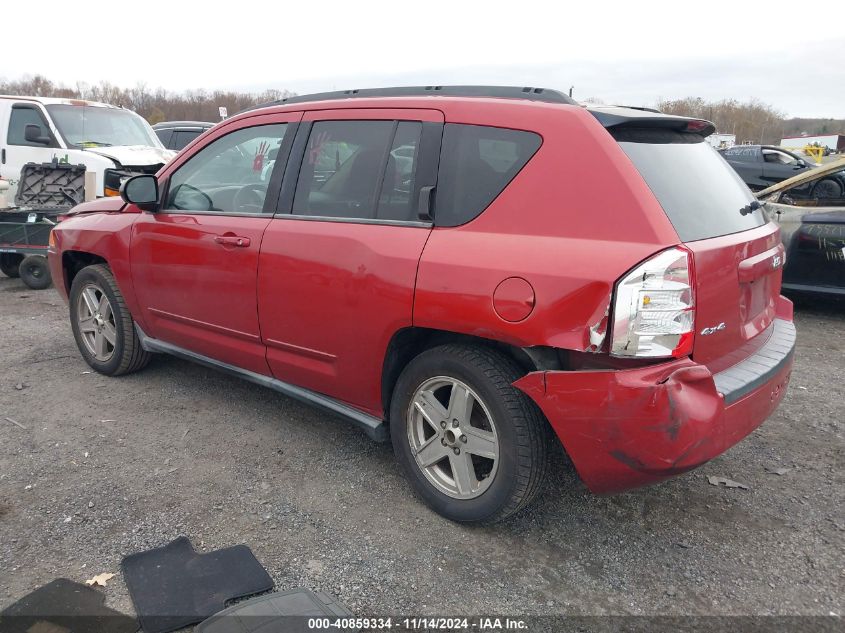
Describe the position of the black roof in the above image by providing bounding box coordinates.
[237,86,714,137]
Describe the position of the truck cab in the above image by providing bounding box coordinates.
[0,96,175,201]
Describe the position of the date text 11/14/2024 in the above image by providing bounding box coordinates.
[307,617,529,630]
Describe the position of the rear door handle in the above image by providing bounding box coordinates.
[214,235,251,248]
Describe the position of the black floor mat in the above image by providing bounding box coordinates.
[0,578,139,633]
[197,589,356,633]
[121,536,274,633]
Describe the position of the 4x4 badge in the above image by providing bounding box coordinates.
[700,322,727,336]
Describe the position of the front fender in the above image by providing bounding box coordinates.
[49,211,145,330]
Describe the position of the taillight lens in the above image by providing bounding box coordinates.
[610,247,695,358]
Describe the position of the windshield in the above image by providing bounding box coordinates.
[616,129,767,242]
[46,104,162,149]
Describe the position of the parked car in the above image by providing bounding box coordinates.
[758,156,845,296]
[48,86,795,523]
[153,121,215,151]
[719,144,814,190]
[0,96,175,198]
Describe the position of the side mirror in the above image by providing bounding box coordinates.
[796,159,806,168]
[120,174,159,210]
[24,124,52,145]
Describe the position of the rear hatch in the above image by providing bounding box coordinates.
[614,127,782,367]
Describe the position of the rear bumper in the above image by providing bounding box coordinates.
[514,309,795,494]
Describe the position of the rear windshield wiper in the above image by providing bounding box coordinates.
[739,200,762,216]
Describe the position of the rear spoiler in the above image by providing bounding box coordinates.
[588,106,716,137]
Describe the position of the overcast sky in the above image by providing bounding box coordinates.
[3,0,844,118]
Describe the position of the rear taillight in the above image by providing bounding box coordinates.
[610,247,695,358]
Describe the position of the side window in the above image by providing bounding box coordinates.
[155,128,173,148]
[171,130,203,151]
[434,124,541,227]
[165,123,288,214]
[764,150,795,165]
[378,122,422,221]
[723,146,757,162]
[293,120,397,220]
[8,106,53,147]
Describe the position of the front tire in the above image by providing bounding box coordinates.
[19,255,52,289]
[69,264,151,376]
[390,344,549,523]
[0,253,24,278]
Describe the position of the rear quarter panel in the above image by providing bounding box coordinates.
[414,104,680,352]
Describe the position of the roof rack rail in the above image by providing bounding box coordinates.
[245,85,578,112]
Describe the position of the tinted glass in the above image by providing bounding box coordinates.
[293,120,395,219]
[166,123,288,214]
[8,107,49,146]
[721,146,759,162]
[377,122,422,221]
[171,130,203,150]
[155,128,173,148]
[434,124,541,226]
[618,131,766,242]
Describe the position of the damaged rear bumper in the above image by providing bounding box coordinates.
[514,315,796,494]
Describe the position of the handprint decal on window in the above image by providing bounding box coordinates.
[253,141,269,172]
[308,131,331,165]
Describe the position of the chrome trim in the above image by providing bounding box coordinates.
[273,214,433,228]
[135,325,388,442]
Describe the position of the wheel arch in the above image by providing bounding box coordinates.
[380,326,564,415]
[62,251,108,295]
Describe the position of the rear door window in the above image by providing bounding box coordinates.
[378,122,422,221]
[434,124,541,226]
[293,120,423,222]
[616,130,767,242]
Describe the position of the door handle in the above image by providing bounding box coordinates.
[214,235,251,248]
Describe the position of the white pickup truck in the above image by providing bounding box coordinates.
[0,96,175,201]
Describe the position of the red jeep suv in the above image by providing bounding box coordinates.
[48,86,795,523]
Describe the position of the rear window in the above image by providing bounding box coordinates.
[434,124,541,227]
[617,130,767,242]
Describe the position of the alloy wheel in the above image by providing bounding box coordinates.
[76,284,117,362]
[406,376,500,499]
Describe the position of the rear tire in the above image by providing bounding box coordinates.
[0,253,23,278]
[69,264,151,376]
[19,255,51,289]
[811,178,843,199]
[390,344,549,523]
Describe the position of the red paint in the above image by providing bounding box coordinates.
[514,319,794,493]
[130,213,273,375]
[492,277,535,322]
[47,93,796,495]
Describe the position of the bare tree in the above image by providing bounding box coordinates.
[0,74,296,123]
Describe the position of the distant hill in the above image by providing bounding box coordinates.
[781,118,845,140]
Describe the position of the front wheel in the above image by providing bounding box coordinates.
[0,253,24,278]
[69,264,151,376]
[390,344,549,523]
[19,255,52,289]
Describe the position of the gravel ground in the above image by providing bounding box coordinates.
[0,277,842,627]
